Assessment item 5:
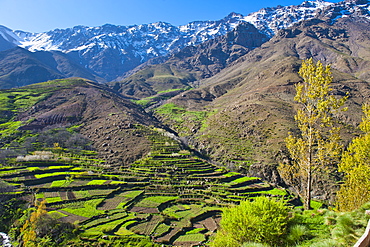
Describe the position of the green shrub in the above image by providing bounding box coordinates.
[210,197,289,247]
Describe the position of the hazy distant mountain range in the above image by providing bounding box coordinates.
[1,0,369,88]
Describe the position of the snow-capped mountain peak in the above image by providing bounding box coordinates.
[243,0,334,37]
[0,0,369,82]
[1,0,340,54]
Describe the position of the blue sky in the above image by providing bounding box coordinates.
[0,0,341,33]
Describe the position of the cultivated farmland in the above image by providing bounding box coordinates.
[0,126,289,246]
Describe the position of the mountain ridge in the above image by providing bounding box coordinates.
[111,22,269,99]
[0,47,104,88]
[1,0,358,86]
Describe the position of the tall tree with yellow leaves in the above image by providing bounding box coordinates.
[21,199,47,247]
[279,58,347,210]
[336,103,370,211]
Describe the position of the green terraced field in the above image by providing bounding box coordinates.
[0,126,290,246]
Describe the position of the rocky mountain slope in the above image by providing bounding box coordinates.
[111,22,269,99]
[0,0,352,87]
[0,78,163,165]
[149,6,370,201]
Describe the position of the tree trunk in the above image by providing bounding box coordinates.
[305,123,313,210]
[305,169,312,210]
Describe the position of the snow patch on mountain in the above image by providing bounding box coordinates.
[243,0,334,36]
[20,33,62,51]
[325,0,370,22]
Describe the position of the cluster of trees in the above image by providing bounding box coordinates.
[211,58,370,246]
[279,58,369,211]
[14,200,76,247]
[0,184,76,246]
[336,103,370,211]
